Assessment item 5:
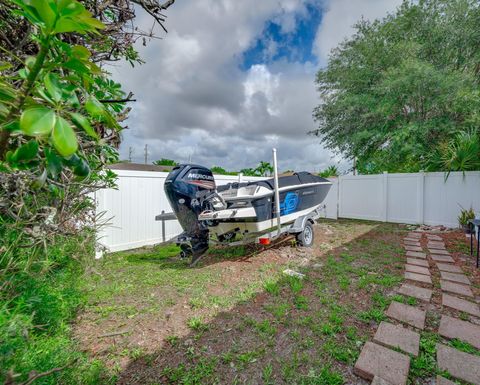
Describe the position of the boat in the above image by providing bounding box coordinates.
[199,172,332,238]
[163,150,332,265]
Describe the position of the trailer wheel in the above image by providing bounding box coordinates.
[296,222,314,247]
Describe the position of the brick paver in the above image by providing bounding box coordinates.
[440,279,473,297]
[429,249,450,255]
[406,251,427,259]
[404,240,421,246]
[373,321,420,356]
[436,263,463,273]
[386,301,426,329]
[428,244,446,251]
[407,258,428,267]
[354,341,410,385]
[437,343,480,384]
[397,284,432,302]
[427,241,445,247]
[407,232,422,238]
[404,238,419,243]
[371,377,395,385]
[431,254,454,263]
[440,271,471,285]
[405,245,423,252]
[405,271,432,284]
[439,315,480,349]
[436,376,456,385]
[426,234,442,241]
[405,264,430,276]
[442,293,480,317]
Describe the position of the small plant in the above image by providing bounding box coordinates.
[458,205,475,232]
[264,280,280,296]
[187,316,208,331]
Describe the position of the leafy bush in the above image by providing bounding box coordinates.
[458,206,475,227]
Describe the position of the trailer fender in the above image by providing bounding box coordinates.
[288,214,315,234]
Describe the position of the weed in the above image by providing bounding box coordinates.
[255,319,277,337]
[262,363,274,384]
[449,339,480,356]
[264,279,280,296]
[300,366,344,385]
[322,338,358,364]
[264,303,290,319]
[409,332,439,378]
[288,276,304,294]
[165,335,179,346]
[357,308,386,323]
[295,295,309,310]
[187,316,208,332]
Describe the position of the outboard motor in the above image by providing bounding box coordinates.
[164,164,216,264]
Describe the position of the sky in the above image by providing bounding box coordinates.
[112,0,403,173]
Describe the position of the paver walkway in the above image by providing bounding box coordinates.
[354,231,480,385]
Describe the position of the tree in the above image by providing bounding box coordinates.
[240,161,274,177]
[0,1,175,383]
[153,158,178,166]
[312,0,480,174]
[210,166,238,176]
[319,165,338,178]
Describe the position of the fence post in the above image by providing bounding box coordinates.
[382,171,388,222]
[417,171,425,225]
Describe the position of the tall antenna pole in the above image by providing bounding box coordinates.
[272,148,281,236]
[144,144,148,165]
[128,147,133,163]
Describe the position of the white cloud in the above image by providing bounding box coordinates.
[313,0,402,63]
[112,0,399,174]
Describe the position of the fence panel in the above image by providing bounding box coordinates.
[423,172,480,227]
[338,175,384,221]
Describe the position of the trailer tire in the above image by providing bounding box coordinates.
[296,222,314,247]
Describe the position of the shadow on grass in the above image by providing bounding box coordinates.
[108,220,406,384]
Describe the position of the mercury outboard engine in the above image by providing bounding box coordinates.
[164,164,216,265]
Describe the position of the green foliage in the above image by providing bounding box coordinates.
[152,158,178,166]
[428,130,480,176]
[241,161,274,177]
[0,231,112,385]
[210,166,238,175]
[313,0,480,173]
[319,165,338,178]
[458,205,475,226]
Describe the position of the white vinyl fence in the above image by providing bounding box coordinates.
[338,171,480,227]
[95,170,480,253]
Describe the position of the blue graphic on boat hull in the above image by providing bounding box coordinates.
[280,192,299,215]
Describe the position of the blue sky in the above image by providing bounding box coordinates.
[241,4,323,70]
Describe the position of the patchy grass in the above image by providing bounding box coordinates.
[74,219,412,383]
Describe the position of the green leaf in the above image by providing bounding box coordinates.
[54,17,82,34]
[45,147,62,177]
[44,73,62,102]
[51,116,78,156]
[20,107,56,136]
[30,0,57,30]
[85,96,105,119]
[12,140,39,162]
[73,158,90,178]
[32,168,47,189]
[69,112,98,139]
[72,45,91,59]
[57,0,84,16]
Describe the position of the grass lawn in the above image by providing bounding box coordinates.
[74,219,463,384]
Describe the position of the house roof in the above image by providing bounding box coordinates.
[108,163,175,172]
